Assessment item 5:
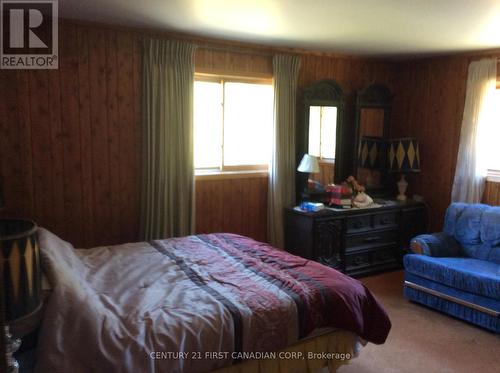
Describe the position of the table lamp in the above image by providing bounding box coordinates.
[297,154,320,193]
[387,137,420,201]
[0,217,42,373]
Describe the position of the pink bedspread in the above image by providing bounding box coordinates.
[36,230,390,373]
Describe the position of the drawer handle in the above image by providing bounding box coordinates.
[354,256,364,265]
[353,220,363,228]
[380,217,390,224]
[363,236,381,243]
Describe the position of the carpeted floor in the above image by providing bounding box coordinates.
[339,270,499,373]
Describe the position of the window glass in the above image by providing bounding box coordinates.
[321,106,337,159]
[308,106,337,160]
[223,82,274,166]
[193,78,273,171]
[194,81,223,169]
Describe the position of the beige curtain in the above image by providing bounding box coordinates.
[268,55,301,248]
[140,39,197,240]
[451,58,497,203]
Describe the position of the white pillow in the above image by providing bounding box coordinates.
[38,228,86,288]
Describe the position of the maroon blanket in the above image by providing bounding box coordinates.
[152,233,391,346]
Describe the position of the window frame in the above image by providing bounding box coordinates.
[194,73,273,174]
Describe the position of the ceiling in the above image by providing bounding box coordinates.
[59,0,500,57]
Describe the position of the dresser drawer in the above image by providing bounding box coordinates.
[371,247,397,264]
[346,215,371,233]
[345,251,371,270]
[345,229,398,252]
[373,211,398,229]
[345,247,399,275]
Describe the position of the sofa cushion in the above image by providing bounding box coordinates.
[462,243,500,265]
[456,204,489,245]
[443,202,469,237]
[481,206,500,247]
[404,254,500,300]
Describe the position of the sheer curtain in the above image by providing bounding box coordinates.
[451,58,497,203]
[268,54,301,248]
[140,39,197,240]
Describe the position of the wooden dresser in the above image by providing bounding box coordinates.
[284,200,427,277]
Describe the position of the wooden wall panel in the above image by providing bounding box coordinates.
[195,176,268,242]
[0,22,142,248]
[195,48,273,78]
[483,181,500,206]
[118,32,143,244]
[60,24,85,246]
[77,25,95,247]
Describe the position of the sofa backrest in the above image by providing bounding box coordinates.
[444,203,500,264]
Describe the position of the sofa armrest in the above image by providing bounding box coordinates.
[410,232,463,257]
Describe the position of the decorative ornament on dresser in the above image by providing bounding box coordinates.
[387,138,421,201]
[345,175,374,208]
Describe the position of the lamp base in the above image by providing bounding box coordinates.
[4,326,21,373]
[396,174,408,201]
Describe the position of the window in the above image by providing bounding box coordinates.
[193,77,273,172]
[308,106,337,160]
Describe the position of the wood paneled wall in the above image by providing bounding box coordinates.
[195,176,268,242]
[483,181,500,206]
[391,52,500,231]
[1,20,403,247]
[0,22,142,248]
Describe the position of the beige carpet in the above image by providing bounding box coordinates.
[339,271,499,373]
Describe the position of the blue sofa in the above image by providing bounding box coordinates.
[403,203,500,333]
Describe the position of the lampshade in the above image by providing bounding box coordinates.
[358,136,384,169]
[387,137,420,173]
[297,154,320,173]
[0,219,42,323]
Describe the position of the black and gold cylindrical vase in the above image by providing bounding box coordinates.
[0,219,42,324]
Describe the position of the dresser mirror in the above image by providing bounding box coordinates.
[297,80,345,200]
[354,83,393,196]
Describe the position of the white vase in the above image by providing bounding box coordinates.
[397,174,408,201]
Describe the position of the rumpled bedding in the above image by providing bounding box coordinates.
[35,229,390,373]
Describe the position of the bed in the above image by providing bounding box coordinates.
[35,228,391,373]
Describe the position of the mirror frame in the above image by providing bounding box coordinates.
[297,80,345,200]
[353,82,393,195]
